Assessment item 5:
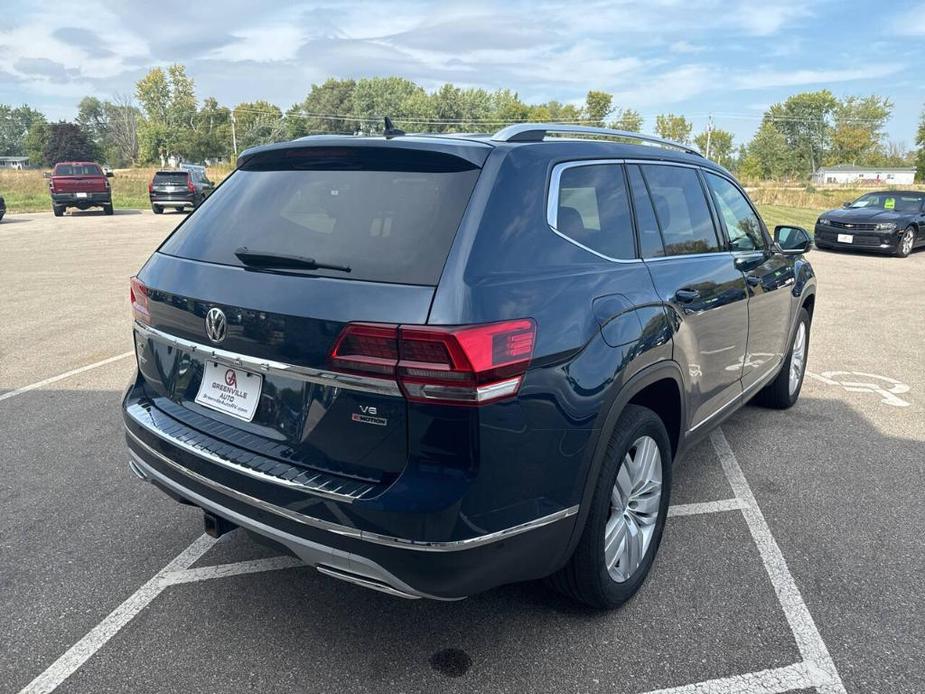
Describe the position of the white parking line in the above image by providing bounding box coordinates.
[709,428,846,694]
[667,498,747,517]
[163,556,304,586]
[0,352,133,403]
[18,426,846,694]
[641,661,831,694]
[18,534,216,694]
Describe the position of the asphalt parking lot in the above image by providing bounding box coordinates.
[1,210,923,694]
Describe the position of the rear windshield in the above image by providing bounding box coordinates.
[154,171,190,183]
[54,164,102,176]
[159,148,480,285]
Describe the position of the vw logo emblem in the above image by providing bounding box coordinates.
[205,307,227,344]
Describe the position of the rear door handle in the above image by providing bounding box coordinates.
[675,288,700,303]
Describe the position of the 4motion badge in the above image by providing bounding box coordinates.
[352,405,388,426]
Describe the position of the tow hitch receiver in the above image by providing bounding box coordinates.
[203,511,237,538]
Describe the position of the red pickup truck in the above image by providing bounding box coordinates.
[48,162,113,216]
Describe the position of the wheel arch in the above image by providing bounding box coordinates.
[554,360,686,569]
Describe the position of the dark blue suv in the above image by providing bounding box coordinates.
[123,124,816,608]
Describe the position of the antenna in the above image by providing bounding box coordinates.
[383,117,405,139]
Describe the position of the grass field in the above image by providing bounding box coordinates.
[0,166,233,214]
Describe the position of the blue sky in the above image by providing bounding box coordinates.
[1,0,924,148]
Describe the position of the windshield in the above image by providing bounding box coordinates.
[54,164,102,176]
[159,147,480,285]
[848,193,924,213]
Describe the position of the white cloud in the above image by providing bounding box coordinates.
[734,63,904,89]
[207,25,305,62]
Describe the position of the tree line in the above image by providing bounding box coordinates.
[0,64,920,181]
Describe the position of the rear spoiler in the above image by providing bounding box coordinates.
[236,136,492,170]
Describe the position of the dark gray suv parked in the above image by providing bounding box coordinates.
[124,124,816,608]
[149,167,214,214]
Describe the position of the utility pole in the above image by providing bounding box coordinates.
[231,112,238,159]
[705,114,714,159]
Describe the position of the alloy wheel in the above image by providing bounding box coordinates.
[604,435,662,583]
[901,230,914,256]
[789,321,807,396]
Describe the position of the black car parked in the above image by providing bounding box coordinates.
[148,167,214,214]
[124,124,816,608]
[0,194,5,222]
[815,191,925,257]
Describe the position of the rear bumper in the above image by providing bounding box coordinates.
[150,193,195,207]
[51,192,111,205]
[123,404,579,599]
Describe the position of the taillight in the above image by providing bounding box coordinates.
[130,276,150,323]
[329,319,536,406]
[148,181,153,193]
[187,177,196,193]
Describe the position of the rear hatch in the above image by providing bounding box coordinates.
[151,171,192,198]
[131,143,485,485]
[52,164,108,193]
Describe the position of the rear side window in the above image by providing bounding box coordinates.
[54,164,102,176]
[159,148,480,285]
[705,172,765,251]
[154,172,190,184]
[552,164,635,259]
[640,165,720,256]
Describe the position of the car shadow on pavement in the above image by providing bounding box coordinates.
[66,208,143,217]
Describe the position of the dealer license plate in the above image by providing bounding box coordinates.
[195,362,263,421]
[837,233,853,244]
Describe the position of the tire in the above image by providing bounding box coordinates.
[152,205,163,214]
[549,404,672,609]
[755,307,811,409]
[103,204,114,216]
[895,226,915,258]
[53,204,64,217]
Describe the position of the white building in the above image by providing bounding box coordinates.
[0,156,29,169]
[812,164,916,186]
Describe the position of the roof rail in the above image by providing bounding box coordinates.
[491,123,701,156]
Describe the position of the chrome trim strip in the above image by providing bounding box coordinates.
[133,321,402,397]
[125,407,372,503]
[546,160,643,264]
[316,565,420,600]
[688,362,781,433]
[126,429,579,552]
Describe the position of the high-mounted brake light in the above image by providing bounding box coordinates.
[130,276,150,324]
[328,319,536,406]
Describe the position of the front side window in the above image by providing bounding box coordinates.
[553,164,635,260]
[705,172,765,251]
[640,165,720,256]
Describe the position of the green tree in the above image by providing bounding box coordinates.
[827,95,892,166]
[655,114,692,143]
[76,96,107,160]
[24,121,49,164]
[135,64,198,163]
[694,127,735,169]
[352,77,425,132]
[609,109,643,132]
[187,97,231,162]
[765,90,838,174]
[233,100,284,150]
[583,90,614,126]
[740,121,793,180]
[42,122,95,164]
[292,78,358,134]
[0,104,46,156]
[102,95,140,167]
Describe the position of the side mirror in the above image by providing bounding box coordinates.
[774,225,812,255]
[841,201,852,208]
[106,171,114,178]
[42,171,51,179]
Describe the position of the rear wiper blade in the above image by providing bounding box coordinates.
[234,247,351,273]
